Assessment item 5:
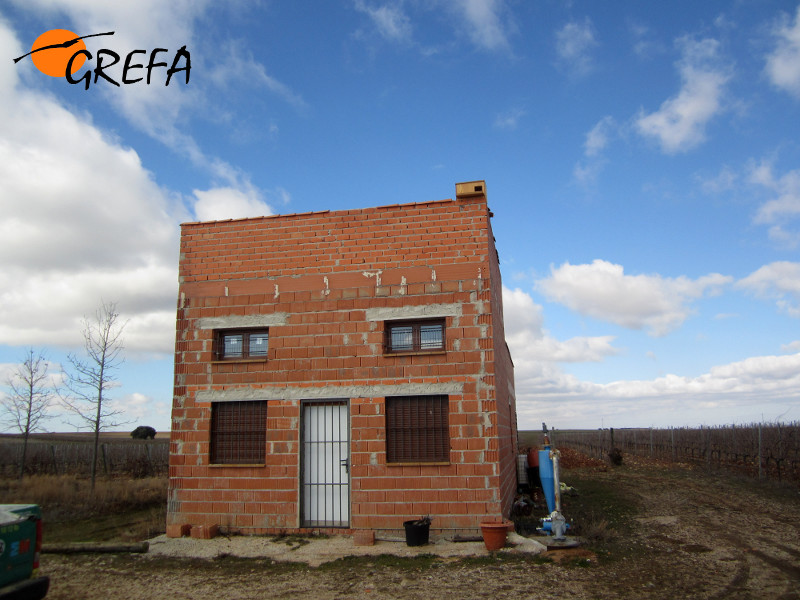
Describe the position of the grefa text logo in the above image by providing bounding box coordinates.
[13,29,190,90]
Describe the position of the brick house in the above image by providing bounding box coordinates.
[167,180,517,538]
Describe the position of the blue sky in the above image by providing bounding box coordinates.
[1,1,799,434]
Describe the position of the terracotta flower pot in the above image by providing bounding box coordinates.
[527,447,539,467]
[480,521,508,551]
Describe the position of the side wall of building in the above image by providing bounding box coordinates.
[486,216,518,519]
[168,194,516,535]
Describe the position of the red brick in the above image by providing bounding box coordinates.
[353,530,376,546]
[190,524,219,539]
[166,524,191,538]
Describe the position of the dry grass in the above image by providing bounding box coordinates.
[575,513,615,545]
[1,474,168,542]
[0,474,167,521]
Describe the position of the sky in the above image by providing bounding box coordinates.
[1,0,799,434]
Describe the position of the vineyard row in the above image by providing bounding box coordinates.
[0,438,169,478]
[552,422,800,486]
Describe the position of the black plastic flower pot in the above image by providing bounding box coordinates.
[403,519,430,546]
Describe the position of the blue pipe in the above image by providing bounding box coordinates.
[539,449,555,513]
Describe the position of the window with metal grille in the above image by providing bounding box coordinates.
[384,319,445,354]
[214,329,269,360]
[210,401,267,464]
[385,395,449,463]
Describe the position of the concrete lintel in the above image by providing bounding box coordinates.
[196,313,289,330]
[364,303,462,322]
[197,382,464,403]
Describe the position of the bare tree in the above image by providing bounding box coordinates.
[1,349,54,479]
[61,301,127,490]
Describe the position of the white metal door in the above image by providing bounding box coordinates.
[301,400,350,527]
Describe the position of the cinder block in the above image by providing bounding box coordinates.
[166,524,191,538]
[353,530,376,546]
[190,524,219,539]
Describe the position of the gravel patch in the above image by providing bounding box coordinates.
[146,531,547,567]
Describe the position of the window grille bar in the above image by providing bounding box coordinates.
[385,319,445,353]
[215,329,269,360]
[210,401,267,464]
[301,400,350,528]
[386,395,449,463]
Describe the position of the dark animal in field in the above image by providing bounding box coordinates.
[608,447,623,466]
[131,426,156,440]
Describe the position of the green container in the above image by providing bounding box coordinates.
[0,504,42,588]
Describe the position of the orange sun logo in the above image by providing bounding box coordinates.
[30,29,87,77]
[13,30,191,89]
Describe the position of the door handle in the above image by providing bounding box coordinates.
[340,458,349,474]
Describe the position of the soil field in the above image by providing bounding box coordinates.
[41,455,800,599]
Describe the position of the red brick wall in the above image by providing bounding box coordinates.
[486,216,519,519]
[168,191,517,536]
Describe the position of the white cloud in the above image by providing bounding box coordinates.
[448,0,511,51]
[714,313,739,321]
[0,358,63,391]
[0,18,179,354]
[516,351,800,429]
[10,0,292,201]
[119,310,177,355]
[206,41,308,111]
[535,260,732,336]
[572,160,603,186]
[112,392,168,422]
[354,0,413,42]
[351,0,512,53]
[596,353,800,403]
[584,115,615,157]
[573,116,615,186]
[764,225,800,248]
[555,17,598,75]
[13,0,204,48]
[701,160,800,247]
[11,0,207,149]
[502,286,619,426]
[737,262,800,318]
[503,287,620,363]
[493,107,525,130]
[192,186,275,222]
[746,160,800,247]
[636,36,730,153]
[699,165,738,194]
[629,21,663,59]
[0,266,178,351]
[503,287,800,428]
[749,160,800,220]
[765,5,800,99]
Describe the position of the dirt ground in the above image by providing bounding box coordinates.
[42,457,800,599]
